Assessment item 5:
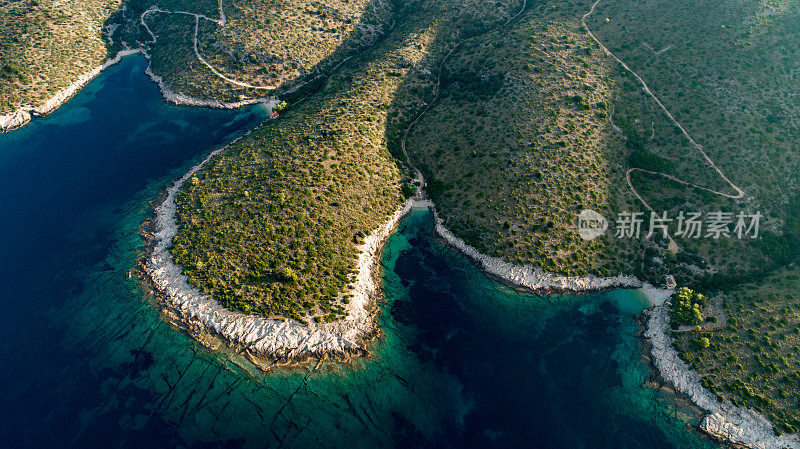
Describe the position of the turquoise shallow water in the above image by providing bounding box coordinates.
[0,54,720,448]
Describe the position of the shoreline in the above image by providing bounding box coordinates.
[7,12,791,445]
[1,49,141,133]
[140,165,797,447]
[29,39,790,448]
[142,193,660,367]
[422,198,797,449]
[0,49,278,134]
[142,60,278,109]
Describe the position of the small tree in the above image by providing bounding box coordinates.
[671,287,707,327]
[277,266,298,283]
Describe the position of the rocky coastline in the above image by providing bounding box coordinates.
[142,193,649,367]
[143,64,278,109]
[10,37,794,446]
[1,49,141,133]
[422,199,799,449]
[417,200,644,293]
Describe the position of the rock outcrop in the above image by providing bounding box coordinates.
[1,50,142,133]
[1,49,277,133]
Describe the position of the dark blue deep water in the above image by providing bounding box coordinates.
[0,55,719,449]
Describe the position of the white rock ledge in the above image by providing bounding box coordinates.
[25,44,771,443]
[1,50,139,132]
[146,194,641,362]
[646,302,800,449]
[143,63,278,109]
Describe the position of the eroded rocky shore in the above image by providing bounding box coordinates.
[419,200,644,293]
[1,50,141,132]
[426,198,798,449]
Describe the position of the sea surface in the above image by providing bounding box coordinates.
[0,54,721,449]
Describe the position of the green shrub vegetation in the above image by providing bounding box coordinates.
[587,0,800,286]
[6,0,800,432]
[107,0,395,103]
[0,0,121,114]
[401,8,640,277]
[670,286,708,328]
[1,0,393,113]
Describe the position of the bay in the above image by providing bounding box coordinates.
[0,54,718,449]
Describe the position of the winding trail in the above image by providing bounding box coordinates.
[140,1,276,91]
[582,0,745,251]
[580,5,800,447]
[190,15,276,90]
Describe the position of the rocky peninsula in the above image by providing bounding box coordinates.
[143,144,418,362]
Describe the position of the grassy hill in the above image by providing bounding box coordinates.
[5,0,800,437]
[585,0,800,434]
[586,0,800,285]
[198,0,391,89]
[1,0,397,113]
[402,6,639,277]
[108,0,394,102]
